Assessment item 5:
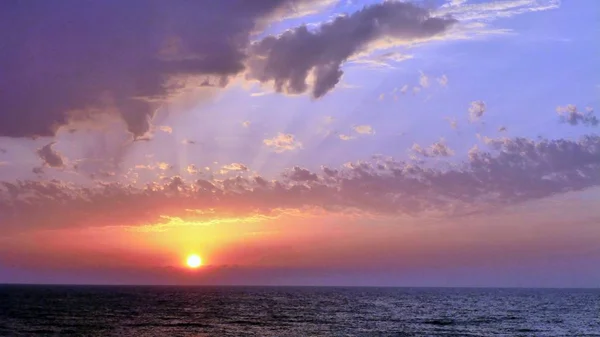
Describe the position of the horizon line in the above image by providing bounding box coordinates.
[1,283,599,290]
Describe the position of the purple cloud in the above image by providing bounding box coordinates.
[0,0,333,139]
[469,101,486,122]
[246,1,456,98]
[556,105,598,127]
[2,134,600,232]
[411,139,454,158]
[36,142,65,168]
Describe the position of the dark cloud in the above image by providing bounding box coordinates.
[284,166,319,182]
[36,142,65,168]
[556,105,598,127]
[2,135,600,232]
[246,1,456,98]
[0,0,332,139]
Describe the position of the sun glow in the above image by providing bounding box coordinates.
[186,254,202,268]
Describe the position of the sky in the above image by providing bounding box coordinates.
[1,0,599,287]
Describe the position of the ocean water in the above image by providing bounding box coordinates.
[0,286,599,336]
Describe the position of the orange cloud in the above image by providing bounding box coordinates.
[263,133,303,152]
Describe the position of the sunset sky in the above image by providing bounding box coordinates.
[1,0,599,287]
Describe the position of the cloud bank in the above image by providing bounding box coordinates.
[3,134,600,232]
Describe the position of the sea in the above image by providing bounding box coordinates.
[0,286,599,336]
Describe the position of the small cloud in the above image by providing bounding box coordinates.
[419,71,429,88]
[353,125,375,135]
[220,163,249,174]
[186,164,199,175]
[181,139,196,145]
[379,52,413,63]
[556,105,598,126]
[284,166,318,182]
[469,100,486,122]
[437,74,448,87]
[444,117,458,130]
[411,138,454,158]
[32,167,44,174]
[436,0,557,21]
[0,148,6,154]
[36,142,65,168]
[264,133,303,153]
[323,116,335,124]
[157,162,172,171]
[441,0,467,8]
[400,84,409,94]
[481,135,498,146]
[379,93,385,101]
[338,82,361,89]
[158,125,173,134]
[250,92,268,97]
[498,126,507,132]
[351,52,413,69]
[242,121,251,128]
[339,134,356,141]
[412,86,422,95]
[467,144,480,160]
[134,134,153,142]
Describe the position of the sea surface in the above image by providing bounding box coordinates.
[0,286,599,336]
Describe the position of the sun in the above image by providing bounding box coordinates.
[186,254,202,268]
